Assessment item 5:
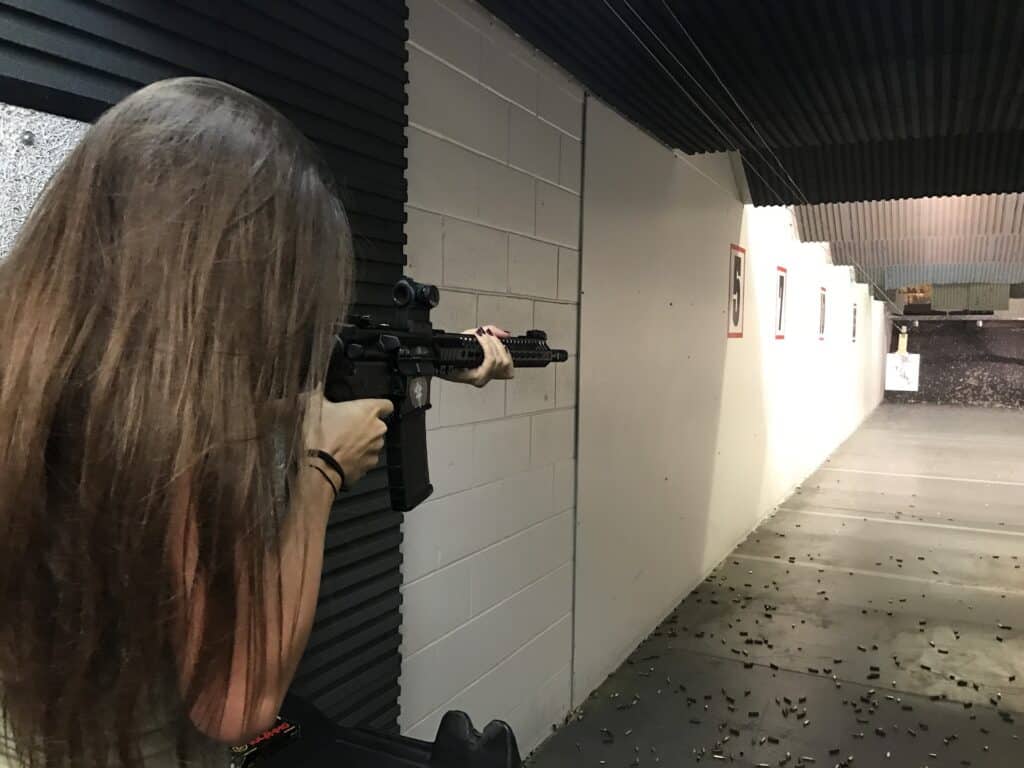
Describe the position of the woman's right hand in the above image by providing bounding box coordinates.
[304,394,395,489]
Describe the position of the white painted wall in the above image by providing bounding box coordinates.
[706,207,888,559]
[400,0,582,751]
[572,99,888,705]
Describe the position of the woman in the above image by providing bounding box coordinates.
[0,77,512,767]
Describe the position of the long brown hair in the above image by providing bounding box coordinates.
[0,78,352,765]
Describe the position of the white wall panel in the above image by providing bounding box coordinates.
[573,99,888,705]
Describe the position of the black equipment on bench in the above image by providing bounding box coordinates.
[232,695,522,768]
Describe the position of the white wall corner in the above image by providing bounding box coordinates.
[727,150,752,205]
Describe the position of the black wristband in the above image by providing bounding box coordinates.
[307,449,348,493]
[309,464,340,499]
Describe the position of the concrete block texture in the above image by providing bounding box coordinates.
[506,365,556,416]
[555,356,577,408]
[405,206,444,286]
[534,301,578,355]
[559,134,583,193]
[408,45,509,161]
[509,104,561,183]
[443,217,508,292]
[408,0,482,78]
[531,409,576,467]
[403,0,583,751]
[508,234,558,298]
[476,294,534,334]
[536,181,580,247]
[439,378,506,427]
[473,416,531,486]
[557,247,580,301]
[400,565,572,731]
[538,74,583,138]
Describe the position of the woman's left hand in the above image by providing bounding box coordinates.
[442,324,515,387]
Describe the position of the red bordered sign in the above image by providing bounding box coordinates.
[727,244,746,339]
[818,286,828,340]
[775,266,788,340]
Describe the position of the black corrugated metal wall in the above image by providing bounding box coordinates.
[0,0,409,731]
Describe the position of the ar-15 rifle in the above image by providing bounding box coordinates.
[326,277,570,512]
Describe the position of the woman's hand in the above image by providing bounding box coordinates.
[304,393,394,489]
[442,324,515,388]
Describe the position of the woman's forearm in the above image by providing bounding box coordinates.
[178,468,334,744]
[258,468,334,717]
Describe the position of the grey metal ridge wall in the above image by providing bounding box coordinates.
[795,195,1024,243]
[794,194,1024,288]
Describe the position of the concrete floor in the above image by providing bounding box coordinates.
[529,404,1022,766]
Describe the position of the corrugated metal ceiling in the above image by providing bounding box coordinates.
[834,249,1024,289]
[479,0,1024,206]
[831,237,1024,268]
[796,194,1024,288]
[795,195,1024,242]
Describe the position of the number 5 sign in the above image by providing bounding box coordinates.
[727,244,746,339]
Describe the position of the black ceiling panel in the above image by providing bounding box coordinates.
[479,0,1024,205]
[745,131,1024,205]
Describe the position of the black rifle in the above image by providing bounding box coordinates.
[326,277,570,511]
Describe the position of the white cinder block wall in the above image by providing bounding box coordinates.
[400,0,583,751]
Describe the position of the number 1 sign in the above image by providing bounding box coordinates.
[775,266,787,340]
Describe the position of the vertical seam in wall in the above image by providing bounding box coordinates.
[556,122,564,197]
[533,179,539,239]
[568,92,589,706]
[504,230,511,297]
[507,97,514,170]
